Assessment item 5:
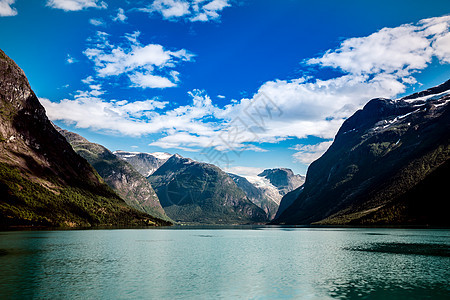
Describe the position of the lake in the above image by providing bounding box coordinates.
[0,227,449,299]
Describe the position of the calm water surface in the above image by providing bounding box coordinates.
[0,227,449,299]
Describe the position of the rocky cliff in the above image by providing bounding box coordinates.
[0,49,170,227]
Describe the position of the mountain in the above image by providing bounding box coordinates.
[114,150,171,177]
[273,80,450,225]
[148,154,267,224]
[274,185,304,220]
[57,128,172,222]
[228,173,279,220]
[229,168,304,220]
[258,168,305,197]
[0,49,170,227]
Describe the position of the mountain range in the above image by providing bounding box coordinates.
[1,47,449,227]
[148,154,268,224]
[229,169,304,220]
[273,80,450,225]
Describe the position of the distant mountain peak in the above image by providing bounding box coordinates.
[257,168,305,196]
[114,150,173,177]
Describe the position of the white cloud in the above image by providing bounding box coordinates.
[81,75,94,84]
[47,0,107,11]
[129,72,177,89]
[40,96,169,136]
[291,141,333,165]
[189,0,230,22]
[84,31,194,89]
[89,18,104,26]
[222,166,264,177]
[0,0,17,17]
[433,32,450,63]
[66,54,78,64]
[307,15,450,76]
[149,0,190,19]
[113,8,127,22]
[43,16,450,167]
[143,0,231,22]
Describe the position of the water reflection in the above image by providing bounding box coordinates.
[347,242,450,257]
[0,228,448,299]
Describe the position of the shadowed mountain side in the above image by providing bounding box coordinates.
[0,48,170,227]
[273,79,450,226]
[57,128,172,222]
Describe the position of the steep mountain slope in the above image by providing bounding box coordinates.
[57,128,171,222]
[0,49,169,227]
[274,186,304,220]
[228,168,304,220]
[273,80,450,225]
[114,151,171,176]
[148,154,267,224]
[228,173,279,220]
[258,168,305,196]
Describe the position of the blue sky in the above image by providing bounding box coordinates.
[1,0,449,176]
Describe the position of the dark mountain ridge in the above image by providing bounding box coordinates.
[273,79,450,225]
[0,49,169,227]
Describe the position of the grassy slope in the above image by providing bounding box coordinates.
[0,163,172,227]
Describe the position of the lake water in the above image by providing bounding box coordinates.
[0,227,449,299]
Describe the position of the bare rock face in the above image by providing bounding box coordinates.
[257,168,305,197]
[57,128,171,222]
[0,49,97,186]
[228,168,304,220]
[0,49,170,227]
[228,173,279,220]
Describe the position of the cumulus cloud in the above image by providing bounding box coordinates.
[113,8,127,22]
[81,75,94,84]
[40,96,169,136]
[307,15,450,76]
[89,18,104,26]
[222,166,265,177]
[46,0,107,11]
[143,0,231,22]
[43,16,450,166]
[66,54,78,64]
[84,31,194,88]
[291,141,333,165]
[0,0,17,16]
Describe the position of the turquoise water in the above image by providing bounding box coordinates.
[0,227,449,299]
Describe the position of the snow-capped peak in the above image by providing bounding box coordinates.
[151,152,172,160]
[401,90,450,103]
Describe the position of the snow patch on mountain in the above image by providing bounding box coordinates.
[400,90,450,103]
[114,150,173,176]
[245,175,283,205]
